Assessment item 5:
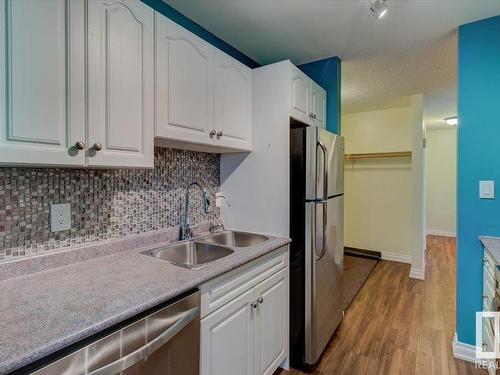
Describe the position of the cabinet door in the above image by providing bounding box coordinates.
[155,14,213,145]
[213,49,252,151]
[0,0,85,166]
[290,66,310,125]
[255,269,288,375]
[311,80,326,129]
[201,289,255,375]
[87,0,154,168]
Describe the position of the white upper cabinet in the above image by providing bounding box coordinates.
[0,0,85,166]
[290,64,326,128]
[87,0,154,168]
[155,13,252,152]
[290,66,310,125]
[213,50,252,151]
[155,15,213,145]
[310,80,326,129]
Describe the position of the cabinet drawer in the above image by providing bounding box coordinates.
[200,246,288,318]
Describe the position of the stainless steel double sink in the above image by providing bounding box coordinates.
[142,231,269,269]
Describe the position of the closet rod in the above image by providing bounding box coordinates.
[345,151,412,160]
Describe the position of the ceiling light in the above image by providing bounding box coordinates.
[370,0,388,19]
[444,116,458,126]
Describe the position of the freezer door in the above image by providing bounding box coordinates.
[305,196,343,365]
[305,128,344,200]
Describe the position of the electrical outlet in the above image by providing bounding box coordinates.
[50,203,71,232]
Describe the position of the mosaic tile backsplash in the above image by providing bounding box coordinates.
[0,147,220,261]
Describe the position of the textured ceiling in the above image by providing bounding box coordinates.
[164,0,500,122]
[342,32,457,115]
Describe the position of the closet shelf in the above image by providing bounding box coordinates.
[344,151,412,160]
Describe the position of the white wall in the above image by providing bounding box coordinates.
[410,94,426,280]
[342,106,413,261]
[425,127,457,236]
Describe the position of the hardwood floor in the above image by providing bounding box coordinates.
[276,235,485,375]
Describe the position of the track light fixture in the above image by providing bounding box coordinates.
[370,0,388,19]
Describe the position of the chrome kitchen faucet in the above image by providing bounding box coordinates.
[181,182,211,240]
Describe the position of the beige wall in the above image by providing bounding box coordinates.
[342,107,413,259]
[425,128,457,236]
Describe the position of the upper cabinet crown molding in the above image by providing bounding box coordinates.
[154,13,252,153]
[0,0,155,168]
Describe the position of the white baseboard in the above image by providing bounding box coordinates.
[427,229,456,237]
[452,333,477,363]
[381,251,411,264]
[409,266,425,280]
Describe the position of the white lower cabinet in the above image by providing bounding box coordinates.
[201,289,255,375]
[482,249,498,375]
[200,246,289,375]
[254,269,287,375]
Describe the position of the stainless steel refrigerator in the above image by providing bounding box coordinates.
[289,125,344,370]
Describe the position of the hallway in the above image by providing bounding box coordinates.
[279,236,485,374]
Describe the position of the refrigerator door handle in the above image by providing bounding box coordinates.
[315,201,328,261]
[315,140,329,261]
[316,140,328,202]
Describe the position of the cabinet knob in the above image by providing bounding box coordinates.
[308,112,314,119]
[74,141,85,150]
[209,129,216,139]
[483,293,489,299]
[251,301,258,309]
[92,143,103,151]
[313,113,317,120]
[216,130,223,139]
[257,296,264,304]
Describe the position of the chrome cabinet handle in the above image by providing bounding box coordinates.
[209,129,216,139]
[251,301,258,309]
[74,141,85,150]
[483,293,489,299]
[308,112,314,120]
[88,306,198,375]
[257,296,264,304]
[313,113,317,120]
[92,143,103,151]
[216,130,223,139]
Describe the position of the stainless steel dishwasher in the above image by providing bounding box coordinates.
[30,291,200,375]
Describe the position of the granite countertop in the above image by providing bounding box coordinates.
[480,236,500,265]
[0,231,290,374]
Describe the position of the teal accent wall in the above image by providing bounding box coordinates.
[457,15,500,345]
[141,0,259,68]
[299,57,341,134]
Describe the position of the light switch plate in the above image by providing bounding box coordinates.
[479,181,495,199]
[50,203,71,232]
